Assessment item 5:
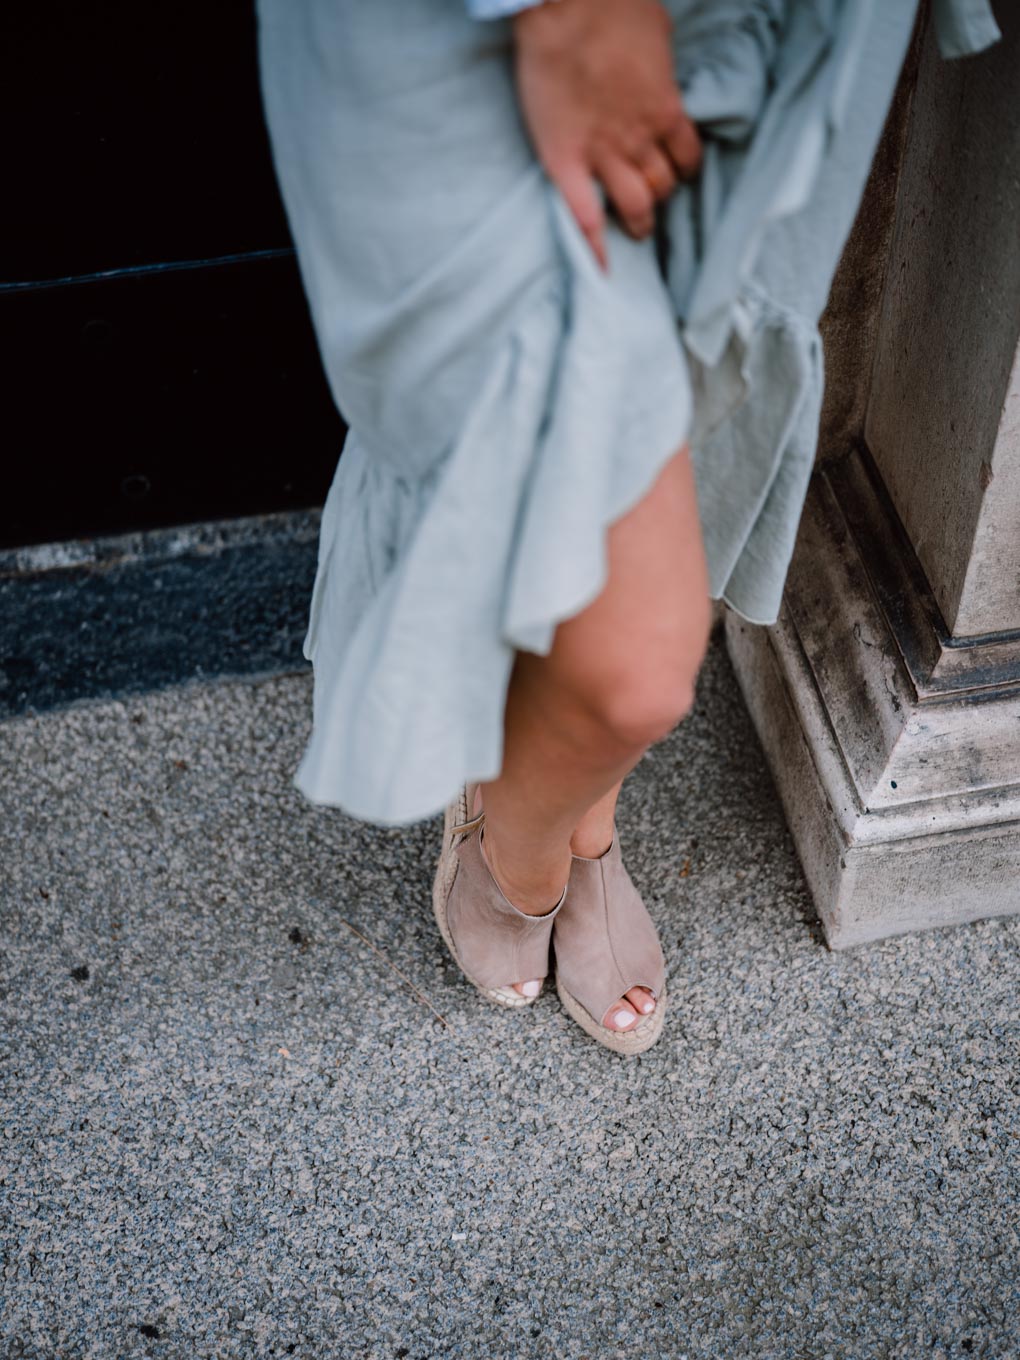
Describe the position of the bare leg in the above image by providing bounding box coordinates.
[476,777,623,854]
[478,443,712,1027]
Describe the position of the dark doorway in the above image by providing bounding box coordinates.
[2,2,344,550]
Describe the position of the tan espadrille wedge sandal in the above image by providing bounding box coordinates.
[432,782,566,1008]
[554,825,667,1054]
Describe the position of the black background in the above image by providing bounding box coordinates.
[2,2,345,548]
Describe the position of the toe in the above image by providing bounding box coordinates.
[603,999,640,1031]
[513,979,542,999]
[626,987,656,1016]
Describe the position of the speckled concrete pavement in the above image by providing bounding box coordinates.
[2,632,1018,1359]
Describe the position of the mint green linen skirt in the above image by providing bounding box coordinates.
[256,0,999,826]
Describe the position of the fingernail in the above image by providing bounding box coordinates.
[614,1010,636,1029]
[521,980,541,998]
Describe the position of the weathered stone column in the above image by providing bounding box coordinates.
[725,3,1020,947]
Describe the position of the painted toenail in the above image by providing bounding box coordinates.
[614,1010,636,1029]
[641,997,655,1014]
[521,980,541,998]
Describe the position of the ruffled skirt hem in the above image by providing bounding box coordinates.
[294,199,697,825]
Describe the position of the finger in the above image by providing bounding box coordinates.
[634,144,677,202]
[662,113,703,181]
[595,152,656,239]
[550,157,608,271]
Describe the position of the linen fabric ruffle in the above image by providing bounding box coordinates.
[256,0,1000,826]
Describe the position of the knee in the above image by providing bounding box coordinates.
[580,603,713,753]
[594,674,698,751]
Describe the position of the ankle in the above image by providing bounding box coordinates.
[569,825,615,859]
[479,827,568,917]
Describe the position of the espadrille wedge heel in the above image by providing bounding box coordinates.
[554,825,667,1054]
[432,782,566,1007]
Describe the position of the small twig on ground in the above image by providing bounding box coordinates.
[339,918,449,1028]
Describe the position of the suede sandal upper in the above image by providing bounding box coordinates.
[553,826,665,1029]
[446,821,565,992]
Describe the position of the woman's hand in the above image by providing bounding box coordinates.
[512,0,702,269]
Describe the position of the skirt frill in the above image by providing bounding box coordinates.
[296,194,695,824]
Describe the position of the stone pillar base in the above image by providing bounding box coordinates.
[725,447,1020,949]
